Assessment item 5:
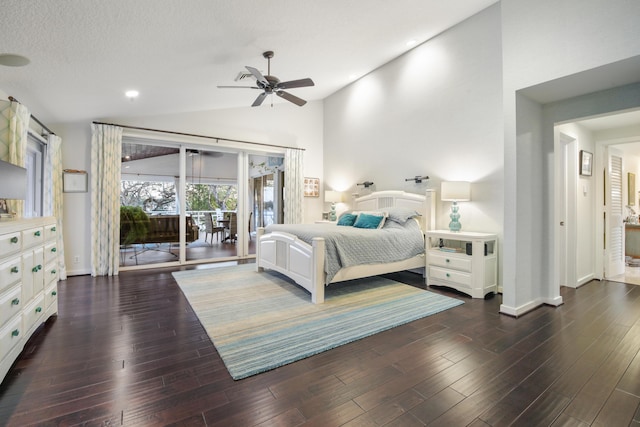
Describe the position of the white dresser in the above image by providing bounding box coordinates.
[425,230,497,298]
[0,217,59,384]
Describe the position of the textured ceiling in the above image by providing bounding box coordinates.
[1,0,498,124]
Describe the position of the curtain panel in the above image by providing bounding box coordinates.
[0,100,30,217]
[45,134,67,280]
[90,123,123,276]
[284,148,303,224]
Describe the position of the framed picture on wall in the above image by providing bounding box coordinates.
[580,150,592,176]
[304,177,319,197]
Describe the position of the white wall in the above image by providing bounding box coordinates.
[57,101,323,275]
[324,5,503,235]
[501,0,640,315]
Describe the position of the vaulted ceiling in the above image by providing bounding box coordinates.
[1,0,498,124]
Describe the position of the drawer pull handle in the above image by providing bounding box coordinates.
[446,259,450,263]
[11,298,20,306]
[35,307,42,313]
[32,266,39,273]
[38,265,42,271]
[51,226,56,232]
[11,266,19,273]
[446,273,451,278]
[52,269,57,274]
[51,290,57,296]
[51,247,57,253]
[34,231,41,237]
[11,329,19,337]
[10,236,18,244]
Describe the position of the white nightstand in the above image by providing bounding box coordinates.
[425,230,497,298]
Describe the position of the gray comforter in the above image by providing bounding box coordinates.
[264,219,424,283]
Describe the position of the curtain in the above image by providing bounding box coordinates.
[44,134,67,280]
[0,100,30,217]
[284,148,304,224]
[90,123,123,276]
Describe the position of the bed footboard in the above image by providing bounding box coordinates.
[256,227,327,303]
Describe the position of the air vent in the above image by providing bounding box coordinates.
[234,71,257,82]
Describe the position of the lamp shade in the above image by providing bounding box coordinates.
[441,181,471,201]
[0,159,27,200]
[324,190,344,203]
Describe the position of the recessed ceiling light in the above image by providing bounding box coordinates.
[0,53,30,67]
[125,90,139,99]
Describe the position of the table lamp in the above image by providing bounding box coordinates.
[324,190,344,221]
[441,181,471,232]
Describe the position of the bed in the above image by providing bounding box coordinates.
[256,190,436,303]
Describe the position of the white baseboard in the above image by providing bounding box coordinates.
[500,294,564,317]
[66,268,92,276]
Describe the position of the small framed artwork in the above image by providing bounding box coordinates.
[63,170,88,193]
[304,177,319,197]
[580,150,592,176]
[0,199,8,214]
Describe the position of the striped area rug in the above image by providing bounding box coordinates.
[172,264,463,380]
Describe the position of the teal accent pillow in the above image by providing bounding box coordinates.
[353,213,385,229]
[337,213,358,226]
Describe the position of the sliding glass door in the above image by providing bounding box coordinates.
[118,141,286,269]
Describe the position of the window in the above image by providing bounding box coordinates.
[24,132,45,217]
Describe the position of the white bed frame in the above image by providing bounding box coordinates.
[256,190,436,303]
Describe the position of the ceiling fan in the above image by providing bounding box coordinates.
[217,51,314,107]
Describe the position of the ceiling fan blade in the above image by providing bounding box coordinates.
[217,85,260,89]
[246,66,269,87]
[276,78,315,90]
[276,90,307,106]
[252,92,268,107]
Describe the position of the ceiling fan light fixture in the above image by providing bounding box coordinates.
[218,50,314,107]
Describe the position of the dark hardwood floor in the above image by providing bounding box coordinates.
[1,264,639,426]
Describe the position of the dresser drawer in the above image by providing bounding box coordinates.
[44,242,58,265]
[0,285,22,328]
[44,223,58,242]
[44,262,59,287]
[0,231,21,258]
[22,227,44,249]
[0,316,22,361]
[44,283,58,310]
[429,266,472,289]
[23,295,45,335]
[428,252,472,272]
[0,256,22,294]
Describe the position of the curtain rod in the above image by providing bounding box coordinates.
[9,96,56,136]
[92,121,305,152]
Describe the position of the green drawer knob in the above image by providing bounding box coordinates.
[52,269,57,274]
[446,259,450,263]
[51,226,56,232]
[51,290,57,296]
[11,266,19,273]
[11,298,19,305]
[51,247,57,252]
[38,265,42,271]
[10,236,18,244]
[446,273,451,278]
[11,329,19,337]
[35,307,42,313]
[34,231,41,237]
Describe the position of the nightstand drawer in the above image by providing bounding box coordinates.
[0,232,21,258]
[429,266,472,288]
[428,252,471,272]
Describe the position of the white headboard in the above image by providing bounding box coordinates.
[353,189,436,231]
